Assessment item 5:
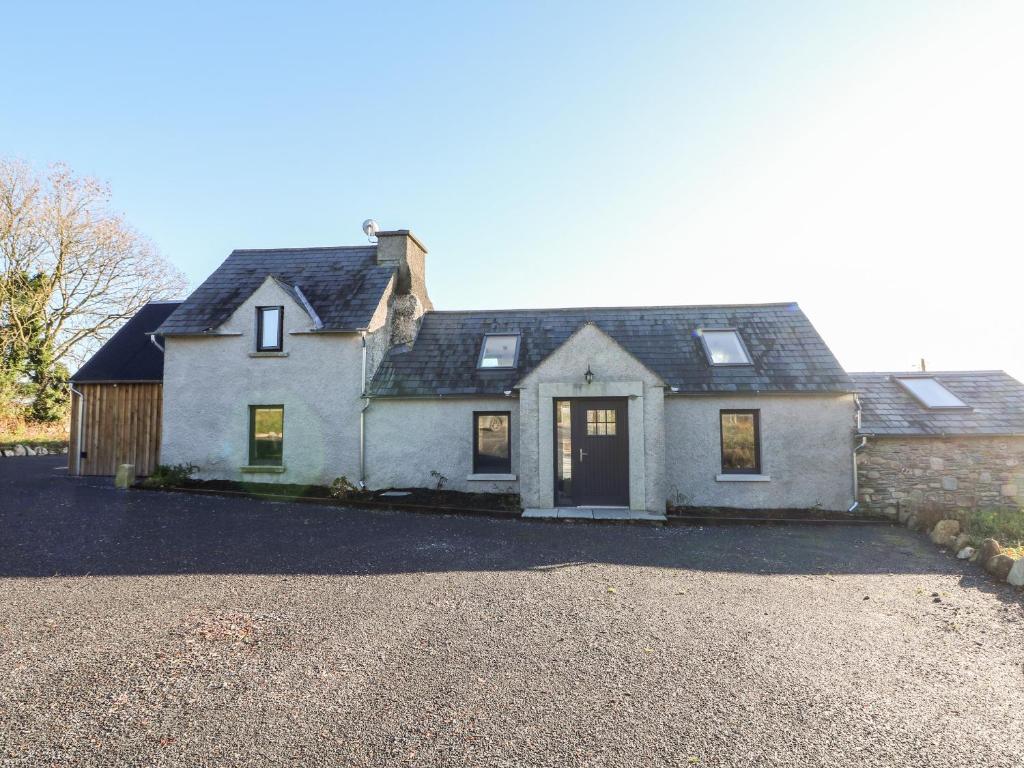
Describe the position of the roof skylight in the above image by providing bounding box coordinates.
[895,376,969,409]
[699,329,752,366]
[478,334,520,369]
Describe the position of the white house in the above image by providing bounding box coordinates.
[151,229,859,514]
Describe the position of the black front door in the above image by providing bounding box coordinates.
[554,398,629,507]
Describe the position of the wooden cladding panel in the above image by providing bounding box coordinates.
[70,383,163,477]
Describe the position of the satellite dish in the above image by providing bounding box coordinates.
[362,219,380,240]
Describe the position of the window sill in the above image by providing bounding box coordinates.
[240,465,286,474]
[249,351,289,358]
[467,473,517,482]
[716,474,770,482]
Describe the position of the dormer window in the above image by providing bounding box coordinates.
[699,329,752,366]
[256,306,283,352]
[478,334,520,369]
[895,376,969,409]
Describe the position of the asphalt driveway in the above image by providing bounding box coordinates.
[1,457,1022,767]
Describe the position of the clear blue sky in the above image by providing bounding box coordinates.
[4,1,1022,378]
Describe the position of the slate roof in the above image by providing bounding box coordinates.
[71,302,181,383]
[369,303,854,397]
[852,371,1024,437]
[156,246,393,335]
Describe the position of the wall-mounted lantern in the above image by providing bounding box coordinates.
[584,365,594,385]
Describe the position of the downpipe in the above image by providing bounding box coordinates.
[849,394,868,513]
[69,384,85,476]
[359,332,368,489]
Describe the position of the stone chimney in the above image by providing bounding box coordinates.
[375,230,433,311]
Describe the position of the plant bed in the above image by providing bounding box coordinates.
[667,505,891,525]
[138,476,522,516]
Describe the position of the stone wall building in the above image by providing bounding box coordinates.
[149,227,861,513]
[852,371,1024,517]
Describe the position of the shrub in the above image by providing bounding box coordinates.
[0,413,69,451]
[912,502,952,533]
[142,463,198,488]
[329,475,360,499]
[430,470,448,490]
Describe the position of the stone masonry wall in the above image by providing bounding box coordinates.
[858,436,1024,516]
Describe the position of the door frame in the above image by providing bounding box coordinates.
[535,380,649,512]
[552,396,630,507]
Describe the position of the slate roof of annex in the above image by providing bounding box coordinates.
[852,371,1024,436]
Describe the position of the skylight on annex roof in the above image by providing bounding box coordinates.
[698,329,752,366]
[895,376,970,409]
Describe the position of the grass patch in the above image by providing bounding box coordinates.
[962,507,1024,547]
[911,503,1024,547]
[0,415,68,451]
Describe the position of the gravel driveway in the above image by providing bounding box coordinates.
[1,456,1022,767]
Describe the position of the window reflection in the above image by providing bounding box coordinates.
[555,400,572,501]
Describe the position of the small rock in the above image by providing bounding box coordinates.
[930,519,960,548]
[0,449,11,457]
[986,554,1015,581]
[953,533,971,551]
[61,446,69,454]
[898,508,912,525]
[1008,558,1024,587]
[957,546,976,560]
[24,446,36,456]
[933,596,942,603]
[977,538,1002,565]
[906,514,920,531]
[12,444,27,457]
[36,447,48,456]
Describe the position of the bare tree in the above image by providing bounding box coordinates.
[0,158,187,370]
[0,160,44,365]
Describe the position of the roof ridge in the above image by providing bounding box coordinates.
[850,370,1009,376]
[424,301,801,315]
[229,245,377,254]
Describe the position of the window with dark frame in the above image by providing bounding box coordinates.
[473,411,511,473]
[720,409,761,474]
[256,306,284,351]
[249,405,284,466]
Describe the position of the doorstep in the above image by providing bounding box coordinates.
[522,507,667,523]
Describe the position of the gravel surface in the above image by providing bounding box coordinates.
[2,456,1023,767]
